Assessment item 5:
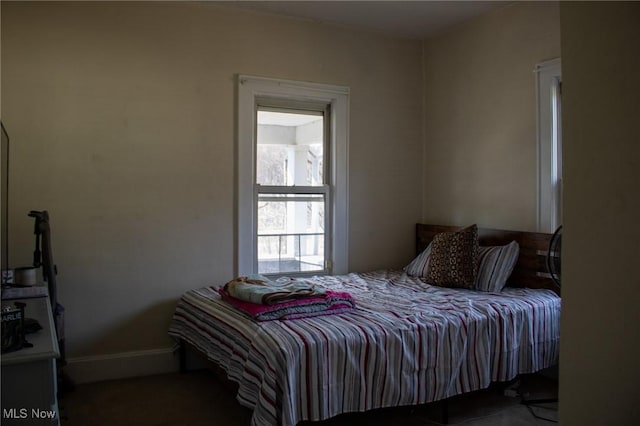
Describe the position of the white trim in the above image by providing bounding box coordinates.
[65,347,178,384]
[237,75,349,276]
[536,58,562,232]
[239,75,350,96]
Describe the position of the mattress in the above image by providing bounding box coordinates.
[169,270,560,426]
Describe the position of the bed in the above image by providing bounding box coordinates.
[169,224,561,426]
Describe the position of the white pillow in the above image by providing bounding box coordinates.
[404,243,432,278]
[475,241,519,292]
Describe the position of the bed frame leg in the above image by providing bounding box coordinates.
[441,398,449,424]
[179,339,187,374]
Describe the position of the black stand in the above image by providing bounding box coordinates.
[29,210,74,393]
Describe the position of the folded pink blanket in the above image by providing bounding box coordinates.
[218,288,355,321]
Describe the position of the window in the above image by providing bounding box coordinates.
[536,58,562,232]
[237,76,349,276]
[256,106,327,274]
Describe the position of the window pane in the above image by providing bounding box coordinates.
[256,110,324,186]
[257,194,325,274]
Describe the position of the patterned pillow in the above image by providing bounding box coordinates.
[475,241,519,292]
[404,243,432,277]
[426,224,479,289]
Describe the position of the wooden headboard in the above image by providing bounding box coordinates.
[416,224,559,294]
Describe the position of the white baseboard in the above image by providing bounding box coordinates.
[65,347,180,384]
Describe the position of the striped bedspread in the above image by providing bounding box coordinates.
[169,270,560,426]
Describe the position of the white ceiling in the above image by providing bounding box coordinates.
[225,1,505,39]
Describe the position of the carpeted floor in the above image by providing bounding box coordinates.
[59,370,557,426]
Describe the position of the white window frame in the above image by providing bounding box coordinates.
[536,58,562,232]
[237,75,349,276]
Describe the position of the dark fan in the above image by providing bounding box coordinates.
[546,226,562,287]
[520,225,562,419]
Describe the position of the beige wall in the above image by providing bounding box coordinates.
[422,2,560,231]
[1,2,423,357]
[559,2,640,424]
